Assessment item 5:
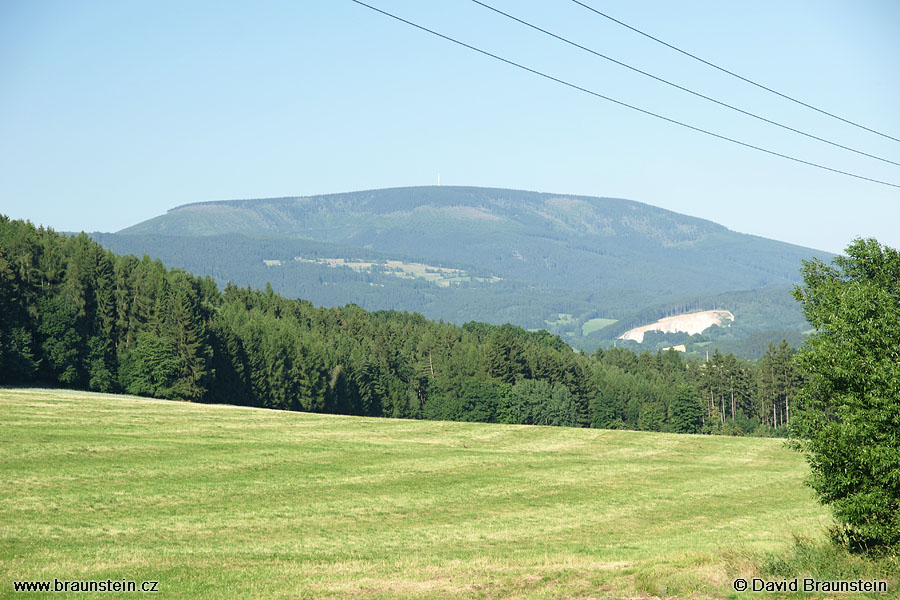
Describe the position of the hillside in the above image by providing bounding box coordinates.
[620,310,735,343]
[1,388,832,599]
[101,186,831,353]
[0,215,807,433]
[118,186,824,293]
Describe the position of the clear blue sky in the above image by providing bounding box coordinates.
[2,0,898,254]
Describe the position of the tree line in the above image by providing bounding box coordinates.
[1,216,799,436]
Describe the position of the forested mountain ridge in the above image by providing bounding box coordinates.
[103,186,830,355]
[0,215,801,436]
[118,186,826,293]
[125,186,723,242]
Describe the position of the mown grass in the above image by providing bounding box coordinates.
[0,387,883,599]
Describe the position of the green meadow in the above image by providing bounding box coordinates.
[0,388,845,598]
[581,318,618,337]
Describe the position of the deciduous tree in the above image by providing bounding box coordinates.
[791,238,900,552]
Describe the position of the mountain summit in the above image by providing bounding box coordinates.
[119,186,820,294]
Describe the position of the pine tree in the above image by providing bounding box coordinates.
[160,273,210,401]
[0,247,38,381]
[87,249,117,391]
[119,332,179,398]
[669,384,703,434]
[37,295,85,386]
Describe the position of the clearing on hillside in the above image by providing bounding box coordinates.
[619,309,735,343]
[1,388,832,599]
[582,317,618,336]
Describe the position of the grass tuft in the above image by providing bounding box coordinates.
[760,533,899,583]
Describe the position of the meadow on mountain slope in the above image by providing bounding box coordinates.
[1,387,857,600]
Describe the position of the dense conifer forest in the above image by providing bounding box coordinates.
[93,231,811,359]
[1,216,800,435]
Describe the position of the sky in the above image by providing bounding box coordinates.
[1,0,898,254]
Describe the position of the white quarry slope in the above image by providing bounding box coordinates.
[619,310,735,343]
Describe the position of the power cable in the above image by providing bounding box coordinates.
[571,0,900,145]
[472,0,900,168]
[348,0,900,189]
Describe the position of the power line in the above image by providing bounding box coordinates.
[571,0,900,145]
[347,0,900,189]
[471,0,900,168]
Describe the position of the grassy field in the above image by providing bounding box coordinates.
[581,318,618,337]
[291,257,502,288]
[0,388,849,599]
[544,313,577,328]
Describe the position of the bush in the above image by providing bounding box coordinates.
[791,239,900,552]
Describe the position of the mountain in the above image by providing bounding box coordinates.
[98,186,832,355]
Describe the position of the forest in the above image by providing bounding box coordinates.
[95,185,826,356]
[92,232,812,359]
[1,216,800,436]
